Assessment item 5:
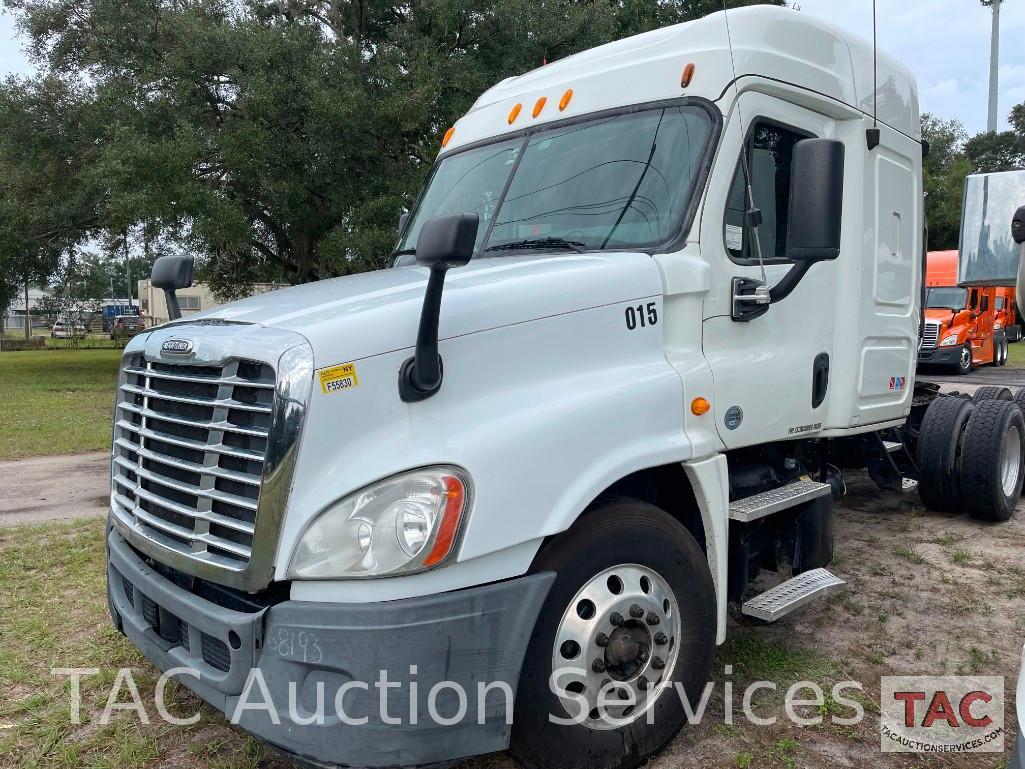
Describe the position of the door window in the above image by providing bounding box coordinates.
[724,121,813,263]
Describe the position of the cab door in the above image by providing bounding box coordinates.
[972,288,996,364]
[699,93,840,449]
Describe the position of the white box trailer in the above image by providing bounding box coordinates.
[105,7,1025,769]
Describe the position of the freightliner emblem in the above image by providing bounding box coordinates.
[161,338,195,355]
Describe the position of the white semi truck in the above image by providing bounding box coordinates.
[105,7,1025,769]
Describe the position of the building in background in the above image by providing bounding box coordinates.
[137,280,282,326]
[2,287,52,333]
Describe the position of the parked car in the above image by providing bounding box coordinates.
[51,320,87,339]
[110,315,146,340]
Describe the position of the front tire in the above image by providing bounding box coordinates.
[510,499,715,769]
[955,343,973,375]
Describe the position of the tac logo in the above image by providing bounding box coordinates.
[889,376,907,391]
[880,676,1004,753]
[161,338,195,355]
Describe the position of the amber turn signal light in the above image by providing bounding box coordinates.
[691,397,710,416]
[681,62,696,88]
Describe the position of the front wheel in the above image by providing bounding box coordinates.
[955,343,973,375]
[510,499,716,769]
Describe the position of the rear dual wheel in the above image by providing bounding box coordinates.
[511,500,715,769]
[917,396,1025,521]
[961,400,1025,521]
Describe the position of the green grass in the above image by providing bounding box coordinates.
[1007,339,1025,368]
[0,520,283,769]
[0,348,121,459]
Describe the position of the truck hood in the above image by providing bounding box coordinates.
[182,253,663,367]
[924,307,962,329]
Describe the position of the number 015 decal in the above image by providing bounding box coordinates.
[625,302,658,331]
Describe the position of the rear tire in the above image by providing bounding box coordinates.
[510,499,715,769]
[973,386,1012,402]
[1014,388,1025,416]
[996,331,1008,366]
[961,400,1025,522]
[916,396,973,512]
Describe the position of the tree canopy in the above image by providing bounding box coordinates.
[0,0,781,298]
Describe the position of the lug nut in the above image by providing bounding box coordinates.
[654,632,668,645]
[651,656,666,670]
[592,659,606,673]
[595,632,610,647]
[646,612,660,626]
[609,612,624,627]
[617,687,630,700]
[638,675,650,690]
[629,604,644,619]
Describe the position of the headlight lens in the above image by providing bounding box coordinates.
[939,335,960,347]
[287,467,471,579]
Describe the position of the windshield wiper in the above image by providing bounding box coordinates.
[484,237,586,254]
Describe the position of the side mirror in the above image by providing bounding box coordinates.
[399,213,479,402]
[414,212,477,268]
[785,138,845,262]
[150,255,194,321]
[1012,205,1025,245]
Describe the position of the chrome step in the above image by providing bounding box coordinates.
[900,477,920,493]
[741,568,846,622]
[883,440,903,453]
[728,479,832,523]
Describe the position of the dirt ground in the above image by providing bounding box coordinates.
[0,451,109,525]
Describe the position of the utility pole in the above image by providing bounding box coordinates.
[985,0,1003,133]
[24,281,30,340]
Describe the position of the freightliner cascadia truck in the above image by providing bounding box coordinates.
[106,7,1025,769]
[917,249,1007,373]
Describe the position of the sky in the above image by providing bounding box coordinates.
[0,1,1022,135]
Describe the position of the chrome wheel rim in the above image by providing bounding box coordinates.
[1001,425,1022,497]
[961,346,972,370]
[551,564,681,731]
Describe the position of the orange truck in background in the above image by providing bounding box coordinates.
[995,286,1021,343]
[917,250,1008,374]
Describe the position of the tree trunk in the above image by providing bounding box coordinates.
[294,233,319,284]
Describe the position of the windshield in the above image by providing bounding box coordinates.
[394,104,714,264]
[925,287,968,310]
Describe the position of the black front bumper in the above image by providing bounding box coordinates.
[107,530,554,767]
[917,347,960,366]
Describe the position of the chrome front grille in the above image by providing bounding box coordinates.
[111,355,276,568]
[921,321,940,350]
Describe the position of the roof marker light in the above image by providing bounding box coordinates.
[559,89,574,111]
[508,103,522,124]
[532,96,547,118]
[681,62,696,88]
[442,126,455,147]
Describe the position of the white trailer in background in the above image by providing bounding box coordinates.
[104,7,1024,769]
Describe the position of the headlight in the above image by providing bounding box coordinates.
[939,335,960,347]
[287,466,471,579]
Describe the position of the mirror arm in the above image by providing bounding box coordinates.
[768,261,814,303]
[399,265,448,402]
[164,289,182,321]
